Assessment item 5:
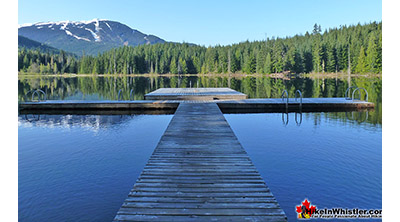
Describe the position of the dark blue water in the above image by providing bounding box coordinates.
[224,112,382,221]
[19,112,381,221]
[18,114,173,222]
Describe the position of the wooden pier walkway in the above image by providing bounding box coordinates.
[113,103,287,221]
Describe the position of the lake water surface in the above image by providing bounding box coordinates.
[18,114,173,221]
[18,75,382,221]
[225,112,381,221]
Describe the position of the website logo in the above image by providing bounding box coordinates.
[295,198,382,219]
[296,199,317,219]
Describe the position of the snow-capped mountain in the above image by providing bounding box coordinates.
[18,19,165,55]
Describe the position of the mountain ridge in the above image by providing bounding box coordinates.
[18,35,60,53]
[18,19,166,55]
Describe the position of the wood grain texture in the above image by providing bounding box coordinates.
[144,88,248,100]
[113,103,287,221]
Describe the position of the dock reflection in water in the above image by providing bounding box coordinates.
[20,114,138,129]
[281,112,303,126]
[280,110,369,127]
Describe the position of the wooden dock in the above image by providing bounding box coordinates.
[144,88,248,100]
[113,103,287,221]
[18,98,373,114]
[218,97,374,113]
[19,86,374,114]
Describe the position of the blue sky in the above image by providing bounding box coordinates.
[19,0,382,46]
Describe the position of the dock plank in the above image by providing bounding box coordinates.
[114,103,287,221]
[144,88,248,101]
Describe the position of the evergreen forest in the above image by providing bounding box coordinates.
[18,22,382,75]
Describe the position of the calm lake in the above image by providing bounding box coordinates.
[18,74,382,221]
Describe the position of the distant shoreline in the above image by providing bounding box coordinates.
[18,72,382,80]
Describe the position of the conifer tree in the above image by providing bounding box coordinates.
[179,58,188,74]
[366,33,378,73]
[376,32,382,72]
[312,41,322,73]
[264,53,272,74]
[355,46,367,74]
[53,62,58,74]
[170,59,178,74]
[244,53,256,74]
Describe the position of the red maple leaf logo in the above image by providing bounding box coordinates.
[303,199,310,209]
[296,199,317,218]
[296,205,303,213]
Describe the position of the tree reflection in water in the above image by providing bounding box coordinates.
[18,75,381,124]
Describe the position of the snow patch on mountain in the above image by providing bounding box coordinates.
[105,22,112,31]
[19,19,106,29]
[18,23,33,28]
[85,28,101,42]
[60,21,69,30]
[94,19,100,32]
[65,30,90,42]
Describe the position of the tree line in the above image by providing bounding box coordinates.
[18,21,382,75]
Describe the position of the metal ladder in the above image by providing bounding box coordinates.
[345,86,358,100]
[281,89,303,110]
[117,89,135,101]
[129,89,135,100]
[295,90,302,110]
[25,89,47,102]
[281,89,303,126]
[345,86,368,102]
[281,90,289,110]
[117,89,123,100]
[352,87,368,102]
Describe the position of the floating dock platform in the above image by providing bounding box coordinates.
[19,88,374,114]
[144,88,247,100]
